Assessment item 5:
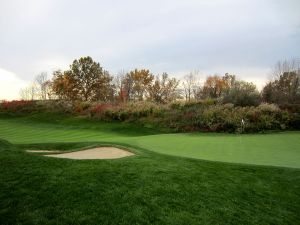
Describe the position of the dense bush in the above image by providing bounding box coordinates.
[0,100,38,113]
[86,101,292,133]
[0,100,75,114]
[151,103,290,133]
[89,102,166,122]
[0,100,297,133]
[36,100,73,113]
[278,104,300,129]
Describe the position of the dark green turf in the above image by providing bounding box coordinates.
[0,113,300,224]
[1,140,300,225]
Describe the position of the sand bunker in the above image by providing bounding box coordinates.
[44,147,134,159]
[26,150,62,153]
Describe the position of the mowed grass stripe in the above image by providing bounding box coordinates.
[0,120,112,143]
[0,118,300,168]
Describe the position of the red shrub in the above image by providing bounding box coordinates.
[90,103,116,115]
[0,100,36,113]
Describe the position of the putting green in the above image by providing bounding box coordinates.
[133,133,300,168]
[0,117,299,168]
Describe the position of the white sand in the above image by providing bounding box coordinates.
[44,147,134,159]
[26,150,62,153]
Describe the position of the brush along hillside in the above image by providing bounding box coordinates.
[1,57,300,225]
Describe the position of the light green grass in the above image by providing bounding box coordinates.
[0,115,299,168]
[135,133,300,168]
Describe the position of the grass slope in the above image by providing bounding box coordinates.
[0,113,299,168]
[1,140,300,225]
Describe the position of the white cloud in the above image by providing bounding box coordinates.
[0,68,28,100]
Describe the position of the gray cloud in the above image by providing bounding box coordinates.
[0,0,299,86]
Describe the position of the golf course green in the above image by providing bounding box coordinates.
[0,113,300,224]
[0,114,299,168]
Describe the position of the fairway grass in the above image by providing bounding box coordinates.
[0,114,300,224]
[1,139,300,224]
[0,114,299,168]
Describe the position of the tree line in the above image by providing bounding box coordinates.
[20,56,300,106]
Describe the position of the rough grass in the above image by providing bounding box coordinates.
[1,140,300,225]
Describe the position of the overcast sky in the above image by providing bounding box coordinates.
[0,0,299,99]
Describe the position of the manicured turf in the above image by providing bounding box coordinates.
[135,133,300,168]
[0,113,299,168]
[1,140,300,225]
[0,113,300,224]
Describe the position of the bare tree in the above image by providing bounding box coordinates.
[19,84,38,100]
[271,58,300,80]
[19,87,31,100]
[113,70,127,103]
[35,72,49,100]
[28,83,38,100]
[43,80,54,100]
[20,72,50,100]
[182,70,200,101]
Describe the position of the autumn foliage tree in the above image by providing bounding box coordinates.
[22,56,290,108]
[123,69,154,101]
[148,73,179,103]
[223,80,261,106]
[262,59,300,105]
[202,75,229,99]
[262,71,300,104]
[52,56,113,101]
[52,70,76,100]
